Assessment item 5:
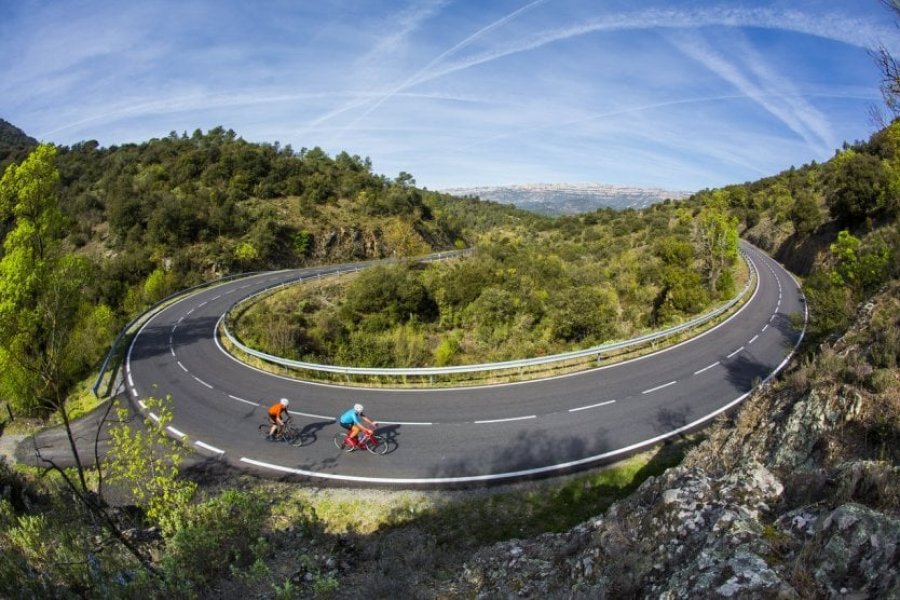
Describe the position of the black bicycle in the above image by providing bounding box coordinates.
[259,418,310,447]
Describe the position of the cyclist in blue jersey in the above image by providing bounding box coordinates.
[339,403,377,449]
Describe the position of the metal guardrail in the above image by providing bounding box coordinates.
[91,271,263,398]
[221,253,756,379]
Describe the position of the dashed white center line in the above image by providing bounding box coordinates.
[642,381,677,395]
[727,346,745,359]
[748,334,759,344]
[167,426,186,438]
[379,420,433,426]
[694,361,720,375]
[474,415,536,424]
[228,394,259,407]
[569,400,616,412]
[193,376,213,389]
[761,325,769,333]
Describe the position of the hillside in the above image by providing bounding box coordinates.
[451,281,900,597]
[442,182,692,215]
[0,118,37,170]
[1,122,542,336]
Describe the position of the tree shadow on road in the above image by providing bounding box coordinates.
[426,426,614,484]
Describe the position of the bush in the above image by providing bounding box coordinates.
[867,368,895,394]
[342,265,438,326]
[162,490,269,590]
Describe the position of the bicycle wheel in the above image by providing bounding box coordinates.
[333,431,353,451]
[283,426,304,446]
[363,434,388,455]
[259,424,273,439]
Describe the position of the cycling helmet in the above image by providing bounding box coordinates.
[280,398,290,407]
[354,403,364,413]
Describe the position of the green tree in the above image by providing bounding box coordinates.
[384,218,428,259]
[0,144,90,416]
[0,146,160,578]
[825,150,892,226]
[693,203,739,296]
[105,396,197,530]
[790,189,823,236]
[829,230,892,295]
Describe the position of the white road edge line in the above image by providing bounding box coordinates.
[569,400,616,412]
[148,412,160,422]
[215,247,806,485]
[177,361,187,372]
[167,426,186,438]
[129,245,806,486]
[693,362,720,375]
[195,441,225,454]
[642,381,677,395]
[474,415,536,424]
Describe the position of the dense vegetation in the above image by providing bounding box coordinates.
[0,124,541,417]
[235,202,740,367]
[696,121,900,349]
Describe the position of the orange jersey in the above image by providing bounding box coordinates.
[268,403,287,419]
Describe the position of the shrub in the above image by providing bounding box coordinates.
[867,368,895,394]
[162,490,269,590]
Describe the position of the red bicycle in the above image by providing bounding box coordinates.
[333,428,388,455]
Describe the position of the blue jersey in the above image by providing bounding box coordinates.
[339,408,361,427]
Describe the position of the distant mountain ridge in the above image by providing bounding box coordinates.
[441,182,693,215]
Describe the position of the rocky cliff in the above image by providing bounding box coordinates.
[453,282,900,598]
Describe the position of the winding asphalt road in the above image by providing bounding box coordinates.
[116,241,804,486]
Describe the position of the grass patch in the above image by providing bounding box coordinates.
[274,440,690,545]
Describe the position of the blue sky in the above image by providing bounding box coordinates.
[1,0,897,192]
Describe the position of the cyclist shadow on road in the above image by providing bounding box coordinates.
[377,424,400,455]
[297,419,335,446]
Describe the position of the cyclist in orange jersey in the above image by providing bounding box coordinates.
[267,398,290,438]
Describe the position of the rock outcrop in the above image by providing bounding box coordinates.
[453,283,900,598]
